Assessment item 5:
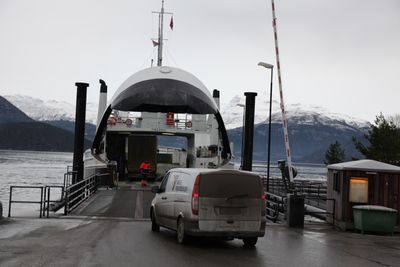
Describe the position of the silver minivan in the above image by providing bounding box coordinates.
[150,168,266,246]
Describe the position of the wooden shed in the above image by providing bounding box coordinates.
[326,159,400,230]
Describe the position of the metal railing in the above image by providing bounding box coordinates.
[64,170,77,188]
[8,172,110,218]
[63,173,109,215]
[8,185,66,218]
[304,197,336,224]
[263,177,337,225]
[64,174,97,215]
[265,192,286,222]
[106,113,205,132]
[8,186,45,218]
[265,178,327,202]
[42,185,65,218]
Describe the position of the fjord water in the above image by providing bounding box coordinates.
[0,150,72,216]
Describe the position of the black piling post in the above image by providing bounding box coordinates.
[72,82,89,184]
[242,92,257,171]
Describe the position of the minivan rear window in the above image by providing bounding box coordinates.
[199,172,261,198]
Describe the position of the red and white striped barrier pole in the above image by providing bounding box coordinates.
[271,0,294,185]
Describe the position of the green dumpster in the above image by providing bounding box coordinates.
[353,205,398,235]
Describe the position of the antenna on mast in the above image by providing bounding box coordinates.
[157,0,165,66]
[152,0,173,67]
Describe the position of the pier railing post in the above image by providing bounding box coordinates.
[8,186,13,217]
[47,187,50,218]
[39,187,43,218]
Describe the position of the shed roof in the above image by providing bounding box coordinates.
[327,159,400,173]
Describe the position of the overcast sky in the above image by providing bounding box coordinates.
[0,0,399,122]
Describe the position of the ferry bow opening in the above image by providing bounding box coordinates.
[91,66,231,181]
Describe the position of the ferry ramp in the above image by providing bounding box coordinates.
[70,182,155,219]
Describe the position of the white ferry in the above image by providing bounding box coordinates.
[84,1,232,180]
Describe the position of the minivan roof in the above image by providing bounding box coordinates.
[169,168,260,177]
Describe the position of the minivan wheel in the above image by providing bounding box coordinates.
[151,210,160,232]
[177,218,186,244]
[243,237,258,247]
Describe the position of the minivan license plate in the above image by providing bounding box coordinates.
[219,207,241,215]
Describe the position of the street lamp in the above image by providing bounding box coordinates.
[258,61,274,191]
[237,103,245,170]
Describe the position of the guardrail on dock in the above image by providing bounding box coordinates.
[263,177,337,225]
[265,192,286,222]
[64,173,109,215]
[8,185,64,218]
[43,186,65,218]
[304,197,336,223]
[8,173,110,218]
[8,186,45,218]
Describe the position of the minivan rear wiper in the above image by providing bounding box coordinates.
[225,193,250,202]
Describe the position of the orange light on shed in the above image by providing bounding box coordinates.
[349,177,369,203]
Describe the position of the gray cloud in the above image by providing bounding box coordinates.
[0,0,399,122]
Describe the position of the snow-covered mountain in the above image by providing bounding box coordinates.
[3,93,370,162]
[4,93,369,131]
[221,90,371,162]
[4,95,98,124]
[220,90,369,130]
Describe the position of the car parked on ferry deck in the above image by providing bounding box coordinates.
[150,168,266,246]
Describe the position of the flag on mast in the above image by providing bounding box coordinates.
[170,16,174,30]
[152,40,159,47]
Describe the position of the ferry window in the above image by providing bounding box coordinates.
[333,172,340,192]
[349,177,368,203]
[159,173,170,193]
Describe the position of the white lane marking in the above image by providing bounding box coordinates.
[134,191,144,219]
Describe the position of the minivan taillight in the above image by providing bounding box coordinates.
[260,176,266,216]
[259,176,266,199]
[191,175,200,215]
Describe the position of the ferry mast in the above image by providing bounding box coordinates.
[153,0,173,66]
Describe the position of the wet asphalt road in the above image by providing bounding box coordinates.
[0,218,399,267]
[1,184,399,266]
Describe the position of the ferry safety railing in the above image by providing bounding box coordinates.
[64,173,110,215]
[64,170,77,188]
[42,185,65,218]
[106,113,204,132]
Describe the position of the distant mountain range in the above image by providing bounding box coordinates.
[220,90,369,130]
[4,95,98,124]
[0,96,92,152]
[0,95,33,124]
[222,91,369,163]
[2,93,370,162]
[228,120,367,163]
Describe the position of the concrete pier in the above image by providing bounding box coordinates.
[0,218,399,266]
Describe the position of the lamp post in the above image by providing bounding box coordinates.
[258,62,274,191]
[237,103,245,170]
